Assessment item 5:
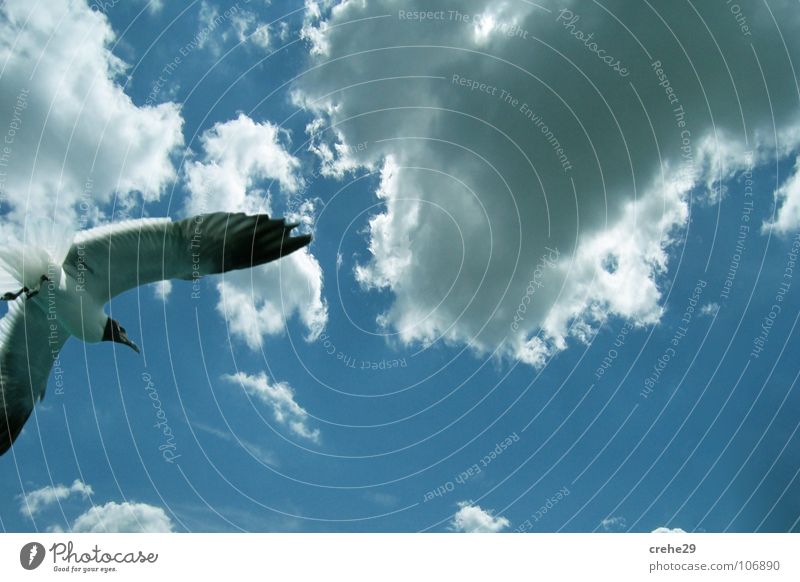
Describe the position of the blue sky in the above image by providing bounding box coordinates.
[1,0,799,533]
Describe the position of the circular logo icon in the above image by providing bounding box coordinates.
[19,542,45,570]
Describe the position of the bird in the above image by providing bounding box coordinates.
[0,212,311,455]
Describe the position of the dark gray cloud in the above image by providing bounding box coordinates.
[295,0,800,364]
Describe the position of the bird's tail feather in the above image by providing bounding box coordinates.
[0,244,52,291]
[0,219,72,293]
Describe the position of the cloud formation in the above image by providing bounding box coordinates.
[601,516,627,531]
[652,526,687,533]
[0,0,183,232]
[768,159,800,233]
[294,0,800,366]
[185,113,328,347]
[225,371,320,442]
[18,479,93,518]
[63,501,175,533]
[21,479,174,532]
[450,501,510,532]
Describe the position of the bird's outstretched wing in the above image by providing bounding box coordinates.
[62,212,312,301]
[0,300,70,455]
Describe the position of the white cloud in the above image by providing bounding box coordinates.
[0,0,183,233]
[185,113,300,215]
[450,501,510,533]
[302,118,369,179]
[196,1,222,52]
[293,0,800,367]
[601,516,627,531]
[143,0,164,14]
[652,526,687,533]
[225,371,320,442]
[767,158,800,234]
[278,22,291,43]
[250,24,271,50]
[217,246,327,346]
[153,280,173,302]
[186,113,328,347]
[700,303,720,317]
[63,501,174,533]
[229,10,271,51]
[22,480,174,532]
[196,2,271,53]
[300,0,337,57]
[19,480,93,518]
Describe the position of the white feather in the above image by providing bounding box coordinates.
[0,218,73,292]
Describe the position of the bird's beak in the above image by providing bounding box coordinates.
[119,332,141,354]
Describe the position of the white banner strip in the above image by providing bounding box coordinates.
[1,533,798,580]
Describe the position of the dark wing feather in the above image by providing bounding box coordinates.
[0,300,70,455]
[180,212,312,276]
[61,213,312,301]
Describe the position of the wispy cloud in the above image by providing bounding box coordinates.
[18,480,93,518]
[601,516,627,531]
[193,421,280,466]
[225,372,320,443]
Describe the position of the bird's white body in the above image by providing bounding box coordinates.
[0,244,106,343]
[29,261,107,343]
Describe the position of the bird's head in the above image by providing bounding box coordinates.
[102,318,140,354]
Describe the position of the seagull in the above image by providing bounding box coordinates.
[0,212,311,455]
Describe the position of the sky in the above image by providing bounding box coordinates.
[0,0,799,533]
